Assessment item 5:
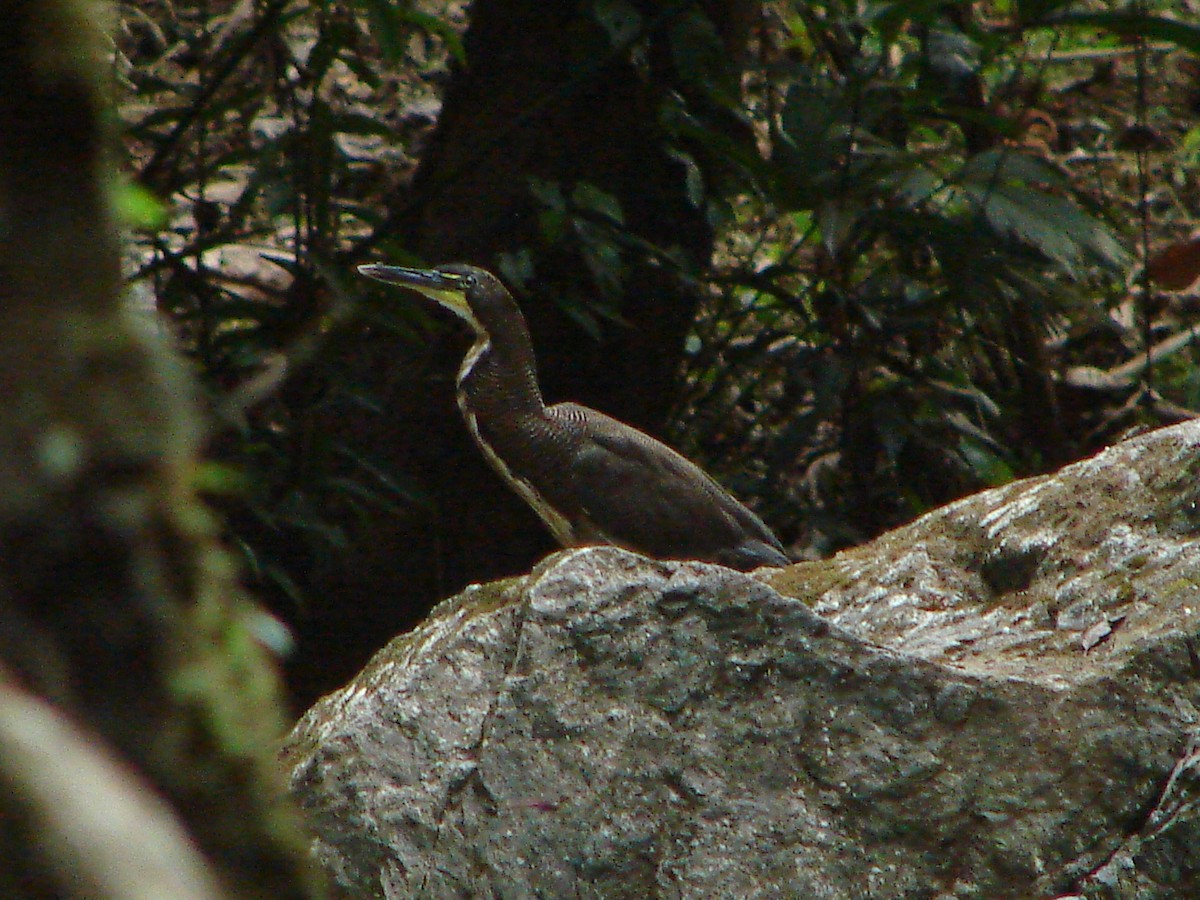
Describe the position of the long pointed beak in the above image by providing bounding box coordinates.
[357,264,457,291]
[357,263,475,325]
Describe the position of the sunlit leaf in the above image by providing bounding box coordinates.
[111,178,168,229]
[1042,12,1200,53]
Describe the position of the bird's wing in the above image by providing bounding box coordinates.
[545,403,787,568]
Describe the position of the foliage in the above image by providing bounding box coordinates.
[114,0,1200,594]
[666,0,1200,551]
[118,0,456,605]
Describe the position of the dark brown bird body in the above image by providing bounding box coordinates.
[358,262,789,571]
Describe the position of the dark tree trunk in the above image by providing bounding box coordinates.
[0,3,320,897]
[289,0,760,705]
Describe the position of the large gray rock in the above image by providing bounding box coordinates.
[283,421,1200,899]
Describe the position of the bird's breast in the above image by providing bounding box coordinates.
[458,402,579,548]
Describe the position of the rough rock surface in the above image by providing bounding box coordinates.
[284,421,1200,899]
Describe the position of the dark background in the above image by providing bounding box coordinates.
[117,0,1200,710]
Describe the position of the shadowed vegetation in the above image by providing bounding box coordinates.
[115,0,1200,703]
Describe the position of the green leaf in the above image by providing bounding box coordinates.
[957,436,1014,487]
[775,81,852,208]
[111,178,168,230]
[193,461,253,496]
[351,1,465,64]
[399,9,466,64]
[954,152,1127,276]
[1042,12,1200,53]
[334,445,428,505]
[571,181,624,225]
[973,148,1071,189]
[665,147,705,208]
[358,0,405,59]
[1181,125,1200,160]
[960,183,1124,276]
[926,27,981,83]
[889,165,942,206]
[1014,0,1078,26]
[817,198,862,258]
[496,249,535,292]
[869,0,953,46]
[528,177,565,212]
[553,287,604,341]
[779,81,845,178]
[329,111,397,138]
[669,9,741,107]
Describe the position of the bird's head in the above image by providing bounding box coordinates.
[357,262,511,335]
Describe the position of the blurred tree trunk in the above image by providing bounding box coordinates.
[0,2,319,897]
[294,0,760,705]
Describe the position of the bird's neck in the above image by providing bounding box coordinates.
[458,324,545,421]
[455,324,576,546]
